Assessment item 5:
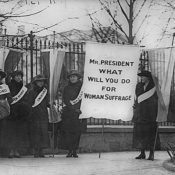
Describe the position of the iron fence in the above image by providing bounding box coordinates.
[1,32,175,126]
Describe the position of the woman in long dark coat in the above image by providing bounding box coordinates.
[60,70,82,158]
[132,70,160,161]
[2,70,31,158]
[0,70,12,157]
[27,74,50,158]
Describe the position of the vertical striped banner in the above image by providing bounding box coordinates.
[148,47,175,122]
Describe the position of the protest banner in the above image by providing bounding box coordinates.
[41,49,65,123]
[148,47,175,122]
[80,43,140,121]
[0,47,23,71]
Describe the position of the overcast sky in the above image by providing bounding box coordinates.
[3,0,106,35]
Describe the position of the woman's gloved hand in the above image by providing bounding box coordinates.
[75,109,82,114]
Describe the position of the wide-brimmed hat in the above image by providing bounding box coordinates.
[32,74,47,83]
[12,70,23,78]
[67,70,81,79]
[0,69,7,79]
[138,70,152,78]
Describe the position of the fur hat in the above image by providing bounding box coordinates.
[138,70,152,79]
[67,70,81,79]
[0,69,6,79]
[32,74,47,83]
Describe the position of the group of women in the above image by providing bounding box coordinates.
[0,67,160,160]
[0,69,84,158]
[0,70,50,158]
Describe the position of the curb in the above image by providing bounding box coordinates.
[163,159,175,172]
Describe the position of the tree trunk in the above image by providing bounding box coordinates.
[128,0,134,44]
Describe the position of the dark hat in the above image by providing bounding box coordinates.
[0,69,6,79]
[12,70,23,78]
[67,70,81,79]
[32,74,47,83]
[138,70,152,78]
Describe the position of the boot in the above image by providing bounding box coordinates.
[39,149,45,158]
[34,148,39,158]
[8,149,14,158]
[14,149,20,158]
[135,150,146,159]
[72,150,78,158]
[66,150,73,158]
[147,150,154,161]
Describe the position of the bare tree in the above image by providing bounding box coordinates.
[153,0,175,46]
[89,0,154,44]
[0,0,48,24]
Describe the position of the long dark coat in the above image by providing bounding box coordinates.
[60,80,83,150]
[27,85,50,149]
[1,80,31,150]
[0,82,12,156]
[132,81,160,150]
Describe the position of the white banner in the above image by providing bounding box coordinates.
[0,47,9,70]
[41,49,65,123]
[148,47,175,122]
[0,47,25,73]
[80,43,140,120]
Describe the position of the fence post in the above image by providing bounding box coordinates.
[28,31,35,80]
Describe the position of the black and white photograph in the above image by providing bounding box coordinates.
[0,0,175,174]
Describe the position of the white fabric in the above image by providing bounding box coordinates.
[11,86,27,105]
[80,43,140,120]
[138,87,156,103]
[70,88,83,105]
[41,49,65,123]
[148,47,175,122]
[0,84,10,95]
[0,48,9,70]
[32,88,47,108]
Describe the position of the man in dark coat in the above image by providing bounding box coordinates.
[2,70,31,158]
[132,70,160,161]
[27,74,50,158]
[60,70,83,158]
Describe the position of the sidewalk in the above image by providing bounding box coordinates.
[0,151,174,175]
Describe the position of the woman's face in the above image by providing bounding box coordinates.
[141,76,149,83]
[35,80,44,87]
[14,75,22,83]
[69,75,78,84]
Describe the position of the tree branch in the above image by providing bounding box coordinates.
[133,0,154,37]
[133,0,147,21]
[0,6,48,18]
[117,0,129,22]
[98,0,129,40]
[124,0,129,7]
[156,11,174,46]
[0,0,16,2]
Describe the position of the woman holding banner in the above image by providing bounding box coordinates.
[60,70,83,158]
[27,75,50,158]
[132,70,160,161]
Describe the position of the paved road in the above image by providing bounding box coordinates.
[0,151,173,175]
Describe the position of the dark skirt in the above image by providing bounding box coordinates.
[132,122,161,150]
[59,110,81,150]
[29,120,50,149]
[0,102,31,151]
[1,119,30,149]
[59,130,81,150]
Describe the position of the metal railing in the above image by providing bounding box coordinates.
[1,32,175,126]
